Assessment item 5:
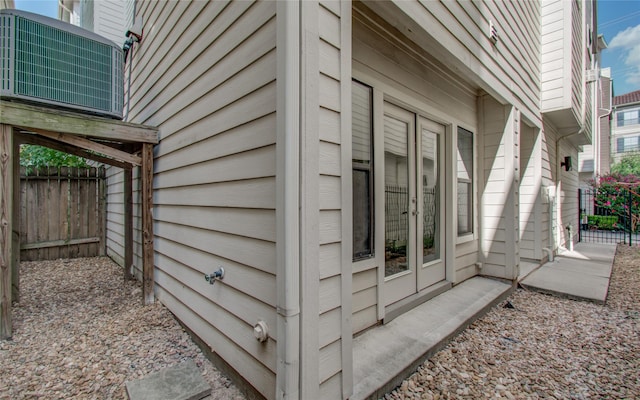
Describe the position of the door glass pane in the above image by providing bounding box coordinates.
[421,127,439,263]
[384,114,409,276]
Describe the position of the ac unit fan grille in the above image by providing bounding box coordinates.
[1,15,12,94]
[13,16,115,112]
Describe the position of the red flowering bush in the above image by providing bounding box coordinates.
[590,173,640,232]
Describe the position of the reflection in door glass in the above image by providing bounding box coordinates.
[384,114,409,277]
[422,127,439,263]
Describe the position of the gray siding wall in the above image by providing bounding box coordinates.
[366,0,541,127]
[317,3,344,355]
[478,94,520,279]
[559,141,580,247]
[541,0,565,111]
[105,166,143,279]
[540,0,585,130]
[93,0,130,45]
[108,1,279,398]
[315,2,351,397]
[541,118,558,252]
[570,0,582,119]
[519,124,542,260]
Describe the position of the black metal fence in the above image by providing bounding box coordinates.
[578,188,640,245]
[384,185,436,246]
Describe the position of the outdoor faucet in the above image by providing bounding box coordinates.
[204,267,225,285]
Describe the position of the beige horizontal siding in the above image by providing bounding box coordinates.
[316,2,349,396]
[540,0,566,110]
[519,124,541,260]
[361,0,541,125]
[105,1,280,398]
[480,96,510,278]
[437,1,540,113]
[93,0,129,44]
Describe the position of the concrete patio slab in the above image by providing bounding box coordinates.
[546,257,613,277]
[520,243,616,304]
[351,276,512,400]
[518,260,541,281]
[557,243,617,264]
[125,360,211,400]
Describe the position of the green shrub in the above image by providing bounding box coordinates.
[587,215,618,230]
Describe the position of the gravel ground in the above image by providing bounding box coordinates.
[2,246,638,400]
[383,244,640,400]
[0,257,245,400]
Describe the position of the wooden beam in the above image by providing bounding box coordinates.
[1,100,159,144]
[31,130,142,166]
[141,143,154,304]
[17,132,131,169]
[124,167,134,281]
[0,124,13,339]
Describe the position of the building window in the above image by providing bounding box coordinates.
[616,135,640,153]
[617,109,640,127]
[457,127,473,236]
[352,80,374,260]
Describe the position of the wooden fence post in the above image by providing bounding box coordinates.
[1,124,14,339]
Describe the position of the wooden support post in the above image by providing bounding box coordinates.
[124,167,133,281]
[12,131,20,302]
[141,143,154,305]
[0,124,14,339]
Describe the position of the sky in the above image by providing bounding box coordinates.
[12,0,640,97]
[598,0,640,96]
[13,0,56,19]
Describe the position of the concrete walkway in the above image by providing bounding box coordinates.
[351,277,512,400]
[519,243,616,304]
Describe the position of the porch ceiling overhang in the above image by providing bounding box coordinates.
[357,1,540,127]
[358,1,477,89]
[543,107,591,147]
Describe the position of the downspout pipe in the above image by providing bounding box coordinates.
[275,2,301,398]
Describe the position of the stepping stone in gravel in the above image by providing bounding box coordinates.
[125,360,211,400]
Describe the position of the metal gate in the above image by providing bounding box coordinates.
[578,188,640,245]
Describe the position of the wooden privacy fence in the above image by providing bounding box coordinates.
[20,166,106,261]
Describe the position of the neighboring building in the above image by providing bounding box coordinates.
[578,60,613,188]
[611,89,640,165]
[58,0,133,46]
[64,1,603,399]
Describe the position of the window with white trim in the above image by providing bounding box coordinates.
[352,80,374,260]
[457,127,473,236]
[617,109,640,127]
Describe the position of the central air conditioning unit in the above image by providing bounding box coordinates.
[0,9,124,119]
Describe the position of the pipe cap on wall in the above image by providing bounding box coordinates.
[253,321,269,343]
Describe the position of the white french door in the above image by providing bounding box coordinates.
[383,102,446,307]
